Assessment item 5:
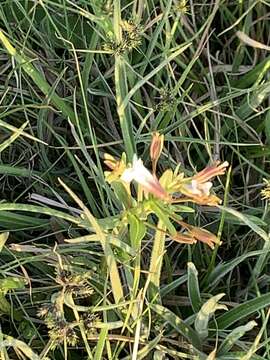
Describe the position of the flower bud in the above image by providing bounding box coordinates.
[150,132,164,174]
[179,220,220,249]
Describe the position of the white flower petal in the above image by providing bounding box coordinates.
[120,155,168,199]
[200,181,212,195]
[121,168,135,183]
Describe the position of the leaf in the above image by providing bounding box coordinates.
[122,43,191,110]
[0,277,25,294]
[212,292,270,330]
[170,205,195,213]
[187,262,201,313]
[231,56,270,89]
[111,181,133,209]
[160,274,188,297]
[0,336,41,360]
[218,212,267,227]
[195,294,228,339]
[0,29,76,124]
[236,31,270,51]
[122,334,163,360]
[159,169,174,189]
[236,81,270,119]
[150,303,201,350]
[0,295,12,315]
[205,249,266,289]
[265,110,270,144]
[128,213,146,249]
[0,277,24,318]
[0,232,9,252]
[149,201,176,236]
[218,206,269,242]
[218,321,257,355]
[65,234,136,257]
[59,178,124,304]
[94,327,108,360]
[147,220,167,302]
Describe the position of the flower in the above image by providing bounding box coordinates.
[193,161,229,183]
[182,179,213,196]
[150,132,164,174]
[174,161,229,206]
[175,0,189,14]
[121,155,169,200]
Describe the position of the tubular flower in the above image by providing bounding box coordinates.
[179,220,220,249]
[193,161,229,183]
[121,154,169,200]
[150,132,164,174]
[170,232,197,245]
[175,161,229,206]
[104,153,127,183]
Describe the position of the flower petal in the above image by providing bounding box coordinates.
[193,161,229,183]
[121,168,135,183]
[121,155,169,200]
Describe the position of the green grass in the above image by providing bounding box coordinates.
[0,0,270,359]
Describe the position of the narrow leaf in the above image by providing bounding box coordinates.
[150,303,201,350]
[218,321,257,355]
[0,232,9,252]
[187,262,201,313]
[213,292,270,330]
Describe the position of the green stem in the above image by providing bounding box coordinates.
[147,220,166,303]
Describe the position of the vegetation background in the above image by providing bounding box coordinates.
[0,0,270,359]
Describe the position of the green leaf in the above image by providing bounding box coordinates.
[0,233,9,252]
[94,327,108,360]
[149,201,176,236]
[218,206,269,242]
[0,30,76,124]
[236,81,270,119]
[111,181,133,209]
[195,294,227,339]
[218,321,257,355]
[65,234,136,257]
[187,262,201,313]
[0,295,12,315]
[122,42,191,109]
[150,303,201,350]
[147,220,166,302]
[0,277,25,318]
[160,274,188,297]
[205,249,266,289]
[128,213,146,249]
[170,205,195,213]
[59,178,124,304]
[213,292,270,330]
[265,109,270,144]
[232,56,270,89]
[122,334,163,360]
[0,277,25,294]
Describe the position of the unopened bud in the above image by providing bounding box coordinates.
[150,132,164,174]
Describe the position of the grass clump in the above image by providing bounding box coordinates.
[0,0,269,359]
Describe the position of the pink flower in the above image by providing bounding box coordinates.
[175,161,229,206]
